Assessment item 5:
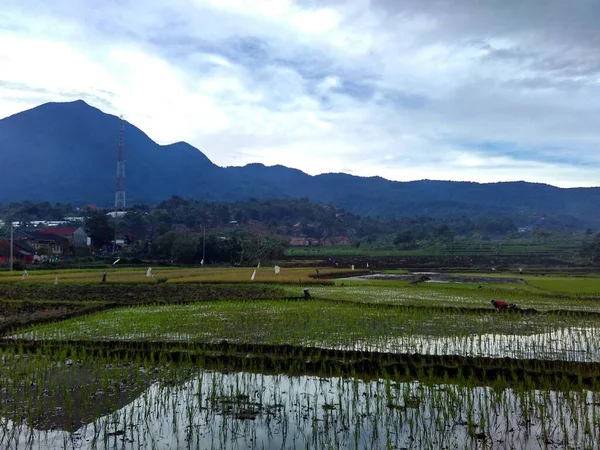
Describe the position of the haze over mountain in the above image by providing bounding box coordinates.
[1,100,599,225]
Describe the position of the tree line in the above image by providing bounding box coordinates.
[2,198,595,264]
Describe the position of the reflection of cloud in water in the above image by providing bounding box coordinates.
[2,370,600,450]
[311,327,599,362]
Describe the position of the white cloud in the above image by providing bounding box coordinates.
[0,0,600,187]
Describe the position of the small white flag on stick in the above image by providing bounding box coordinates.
[250,261,260,281]
[274,265,281,275]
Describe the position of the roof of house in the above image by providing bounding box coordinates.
[0,239,35,256]
[26,231,67,242]
[38,227,81,236]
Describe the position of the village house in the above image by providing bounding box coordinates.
[289,237,309,246]
[37,226,89,247]
[0,240,35,264]
[335,236,350,245]
[15,230,70,256]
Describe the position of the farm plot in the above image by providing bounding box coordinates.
[10,300,600,362]
[2,271,600,449]
[299,281,600,312]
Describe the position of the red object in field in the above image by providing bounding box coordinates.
[492,300,509,310]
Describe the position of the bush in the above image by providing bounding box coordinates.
[12,260,26,271]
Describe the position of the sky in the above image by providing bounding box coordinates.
[1,0,599,187]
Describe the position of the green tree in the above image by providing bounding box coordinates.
[580,233,600,262]
[85,212,114,248]
[171,235,199,264]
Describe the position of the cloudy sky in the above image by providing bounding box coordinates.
[1,0,599,186]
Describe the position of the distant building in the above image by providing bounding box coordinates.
[17,231,69,256]
[0,220,70,228]
[289,237,309,246]
[106,211,128,218]
[319,239,332,247]
[115,232,136,246]
[38,226,89,247]
[335,236,350,245]
[0,240,35,264]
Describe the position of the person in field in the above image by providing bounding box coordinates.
[491,299,509,311]
[491,299,518,311]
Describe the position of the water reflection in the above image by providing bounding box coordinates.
[311,327,600,362]
[2,368,600,449]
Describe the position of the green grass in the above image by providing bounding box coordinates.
[382,269,409,274]
[525,277,600,295]
[452,272,600,295]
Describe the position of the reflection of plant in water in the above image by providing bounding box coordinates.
[1,352,600,450]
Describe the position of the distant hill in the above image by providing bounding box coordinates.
[1,100,599,226]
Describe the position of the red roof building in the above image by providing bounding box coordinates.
[0,240,35,264]
[38,227,80,236]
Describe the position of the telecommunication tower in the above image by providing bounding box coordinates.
[114,115,126,210]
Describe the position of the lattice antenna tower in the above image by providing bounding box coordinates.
[114,115,126,210]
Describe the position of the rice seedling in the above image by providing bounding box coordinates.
[1,351,599,450]
[1,269,600,448]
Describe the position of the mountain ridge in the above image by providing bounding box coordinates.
[1,100,599,225]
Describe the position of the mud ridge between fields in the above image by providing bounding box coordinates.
[2,339,600,388]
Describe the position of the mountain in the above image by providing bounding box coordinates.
[1,100,599,225]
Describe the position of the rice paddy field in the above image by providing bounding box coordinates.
[2,265,600,449]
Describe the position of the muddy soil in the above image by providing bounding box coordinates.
[0,303,116,336]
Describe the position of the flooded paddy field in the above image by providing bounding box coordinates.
[9,300,600,363]
[2,267,600,449]
[302,279,600,312]
[1,354,600,450]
